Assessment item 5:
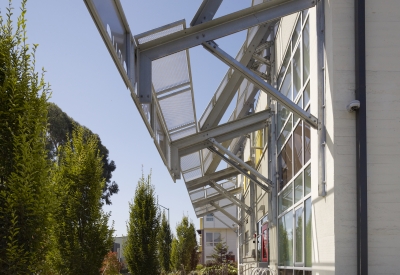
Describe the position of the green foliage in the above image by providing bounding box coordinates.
[124,172,160,275]
[170,216,198,273]
[199,263,238,275]
[100,251,122,275]
[0,1,53,273]
[46,102,119,205]
[49,126,114,274]
[158,211,173,273]
[210,241,229,265]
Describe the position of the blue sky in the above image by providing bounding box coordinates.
[0,0,250,236]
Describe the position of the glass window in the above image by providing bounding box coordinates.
[279,270,294,275]
[278,104,291,136]
[214,232,221,243]
[278,46,292,87]
[281,136,293,187]
[303,18,310,85]
[279,182,293,214]
[292,16,301,46]
[293,123,303,175]
[303,82,310,108]
[294,173,303,204]
[305,165,311,195]
[279,211,293,266]
[206,233,213,246]
[295,207,304,263]
[293,47,302,101]
[281,69,293,100]
[305,198,312,267]
[278,115,293,150]
[206,214,214,221]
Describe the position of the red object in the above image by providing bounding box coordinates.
[261,223,269,262]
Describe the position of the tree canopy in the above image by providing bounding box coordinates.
[157,211,173,273]
[46,102,119,205]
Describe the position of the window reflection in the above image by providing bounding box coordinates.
[305,198,312,267]
[279,212,293,266]
[293,123,303,175]
[295,207,304,263]
[303,18,310,85]
[293,47,301,100]
[280,136,293,189]
[279,182,293,214]
[305,165,311,196]
[304,122,311,163]
[294,173,303,204]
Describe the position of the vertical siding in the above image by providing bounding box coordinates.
[366,0,400,273]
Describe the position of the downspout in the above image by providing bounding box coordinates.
[355,0,368,274]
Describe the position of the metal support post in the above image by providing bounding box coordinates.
[268,108,277,227]
[209,181,252,215]
[202,41,319,129]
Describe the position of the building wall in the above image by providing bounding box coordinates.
[365,0,400,273]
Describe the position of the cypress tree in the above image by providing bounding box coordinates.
[124,173,160,275]
[0,1,52,273]
[157,211,173,272]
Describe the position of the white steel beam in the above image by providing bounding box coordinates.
[137,0,315,59]
[209,181,251,214]
[209,202,241,225]
[199,21,276,130]
[192,187,242,208]
[190,0,223,27]
[186,161,252,191]
[212,214,238,233]
[207,146,271,193]
[203,41,319,129]
[196,203,235,218]
[172,109,271,154]
[208,138,273,189]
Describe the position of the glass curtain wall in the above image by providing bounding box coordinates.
[276,10,312,275]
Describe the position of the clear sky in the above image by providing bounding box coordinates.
[0,0,250,236]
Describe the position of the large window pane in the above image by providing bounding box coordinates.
[206,233,213,246]
[279,182,293,214]
[305,198,312,267]
[294,173,303,204]
[304,122,311,163]
[280,136,293,188]
[279,211,293,266]
[278,47,292,87]
[292,16,301,46]
[279,269,294,275]
[295,207,303,263]
[303,82,310,108]
[214,232,221,243]
[303,18,310,84]
[278,104,291,134]
[293,46,301,101]
[293,123,303,175]
[305,165,311,195]
[278,116,293,150]
[281,69,292,100]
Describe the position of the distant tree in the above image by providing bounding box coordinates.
[211,241,229,265]
[0,1,53,273]
[170,216,198,273]
[124,172,159,275]
[100,251,122,275]
[46,102,119,205]
[50,126,114,274]
[157,211,173,272]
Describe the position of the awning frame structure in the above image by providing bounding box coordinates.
[83,0,319,222]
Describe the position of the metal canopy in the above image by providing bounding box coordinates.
[83,0,318,219]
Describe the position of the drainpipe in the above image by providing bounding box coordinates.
[355,0,368,274]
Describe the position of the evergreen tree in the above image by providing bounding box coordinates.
[50,126,114,274]
[170,216,198,273]
[0,1,52,273]
[124,173,160,275]
[157,211,173,272]
[211,241,229,265]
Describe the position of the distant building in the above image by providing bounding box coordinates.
[112,236,127,267]
[197,206,238,265]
